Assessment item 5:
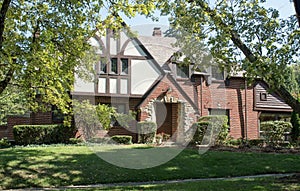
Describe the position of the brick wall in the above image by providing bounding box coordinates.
[200,77,259,139]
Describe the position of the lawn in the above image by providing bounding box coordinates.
[58,177,300,191]
[1,144,300,190]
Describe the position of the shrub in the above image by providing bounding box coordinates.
[111,135,132,144]
[225,138,243,146]
[137,121,157,144]
[260,121,292,146]
[96,104,116,130]
[291,111,300,143]
[68,138,83,144]
[0,137,11,148]
[13,124,76,145]
[191,115,229,145]
[248,139,265,147]
[88,137,112,144]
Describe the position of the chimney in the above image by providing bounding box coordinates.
[152,27,162,37]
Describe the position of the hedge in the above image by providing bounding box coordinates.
[13,124,77,145]
[137,121,157,144]
[111,135,132,144]
[191,115,229,145]
[260,121,292,146]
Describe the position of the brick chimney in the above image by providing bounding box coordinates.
[152,27,162,37]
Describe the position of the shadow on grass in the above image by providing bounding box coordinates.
[1,146,300,190]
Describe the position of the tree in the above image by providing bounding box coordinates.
[291,111,300,142]
[157,0,300,114]
[0,0,157,122]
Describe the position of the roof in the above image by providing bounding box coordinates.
[137,36,179,66]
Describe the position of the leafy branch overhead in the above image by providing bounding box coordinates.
[157,0,300,114]
[0,0,157,119]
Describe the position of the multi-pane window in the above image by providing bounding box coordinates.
[176,64,189,78]
[98,57,129,95]
[211,65,224,80]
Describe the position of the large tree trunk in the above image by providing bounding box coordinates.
[0,0,12,95]
[197,1,300,114]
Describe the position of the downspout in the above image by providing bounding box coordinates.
[244,79,248,140]
[200,77,203,117]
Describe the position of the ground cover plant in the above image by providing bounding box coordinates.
[0,145,300,189]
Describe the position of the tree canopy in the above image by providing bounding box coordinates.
[1,0,300,120]
[157,0,300,113]
[0,0,157,121]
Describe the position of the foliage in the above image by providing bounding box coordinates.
[111,135,132,144]
[192,115,229,145]
[73,100,102,140]
[0,137,11,148]
[114,110,136,128]
[13,124,76,145]
[96,104,116,130]
[291,111,300,142]
[88,137,112,144]
[260,121,292,146]
[0,86,28,125]
[68,138,83,144]
[137,121,157,143]
[248,139,265,147]
[157,0,300,114]
[0,1,158,123]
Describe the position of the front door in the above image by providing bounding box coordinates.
[155,102,178,136]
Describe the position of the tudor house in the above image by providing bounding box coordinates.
[72,27,292,142]
[0,27,292,142]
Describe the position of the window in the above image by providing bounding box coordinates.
[260,93,267,101]
[176,64,189,78]
[121,58,129,74]
[100,60,107,74]
[110,58,118,74]
[209,108,230,126]
[211,65,224,80]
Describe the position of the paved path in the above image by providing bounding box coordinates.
[3,173,296,191]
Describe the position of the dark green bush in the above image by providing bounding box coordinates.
[137,121,157,144]
[225,138,243,146]
[191,115,229,145]
[260,121,292,146]
[291,111,300,143]
[111,135,132,144]
[13,124,76,145]
[248,139,265,147]
[68,138,83,144]
[0,137,11,148]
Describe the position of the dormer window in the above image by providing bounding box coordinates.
[175,63,190,79]
[211,65,224,80]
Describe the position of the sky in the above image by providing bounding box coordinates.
[121,0,296,36]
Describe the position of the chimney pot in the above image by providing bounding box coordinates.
[152,27,162,37]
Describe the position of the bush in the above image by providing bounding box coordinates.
[225,138,243,146]
[291,111,300,143]
[96,104,116,130]
[260,121,292,146]
[88,137,112,144]
[13,124,76,145]
[111,135,132,144]
[191,115,229,145]
[0,137,11,148]
[248,139,265,147]
[68,138,83,144]
[137,121,157,144]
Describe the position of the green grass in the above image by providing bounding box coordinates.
[1,144,300,189]
[58,177,300,191]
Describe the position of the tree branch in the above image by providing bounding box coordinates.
[195,0,300,113]
[0,0,11,48]
[0,67,14,94]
